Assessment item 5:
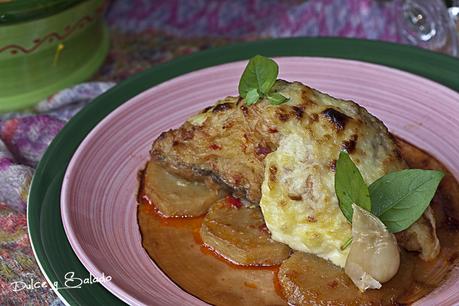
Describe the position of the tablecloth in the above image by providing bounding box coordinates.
[0,0,422,304]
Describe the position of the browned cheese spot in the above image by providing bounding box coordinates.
[341,135,358,153]
[278,112,290,122]
[240,144,247,154]
[209,144,222,150]
[240,105,249,116]
[310,113,319,122]
[232,174,242,185]
[181,128,195,141]
[156,131,167,140]
[279,200,288,207]
[268,127,278,133]
[329,160,337,172]
[292,106,305,119]
[201,106,212,113]
[255,145,272,157]
[212,102,233,113]
[222,121,234,129]
[304,175,314,199]
[269,165,277,183]
[322,108,351,131]
[288,193,303,201]
[300,87,315,104]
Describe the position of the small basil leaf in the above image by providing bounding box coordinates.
[369,169,444,233]
[335,151,371,222]
[267,93,288,105]
[261,80,274,95]
[238,55,278,98]
[245,88,260,105]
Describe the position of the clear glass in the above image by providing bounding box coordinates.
[396,0,459,56]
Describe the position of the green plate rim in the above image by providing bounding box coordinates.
[0,0,83,25]
[28,37,459,306]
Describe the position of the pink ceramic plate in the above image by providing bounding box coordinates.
[61,57,459,305]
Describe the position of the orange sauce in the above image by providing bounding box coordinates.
[140,195,204,228]
[142,193,282,273]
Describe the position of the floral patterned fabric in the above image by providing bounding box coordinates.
[0,83,114,305]
[0,0,428,304]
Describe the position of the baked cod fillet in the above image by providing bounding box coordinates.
[150,80,440,265]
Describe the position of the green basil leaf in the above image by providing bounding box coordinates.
[261,80,274,95]
[267,92,288,105]
[238,55,278,98]
[335,151,371,222]
[369,169,444,233]
[245,88,260,105]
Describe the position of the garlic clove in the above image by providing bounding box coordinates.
[345,204,400,292]
[345,261,381,291]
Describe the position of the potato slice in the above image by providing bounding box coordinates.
[278,252,414,305]
[200,198,290,266]
[142,160,225,217]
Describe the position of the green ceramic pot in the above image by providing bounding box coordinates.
[0,0,109,112]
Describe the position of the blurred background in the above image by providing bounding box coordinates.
[99,0,459,81]
[0,0,458,304]
[1,0,458,110]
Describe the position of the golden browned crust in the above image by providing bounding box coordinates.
[150,80,403,204]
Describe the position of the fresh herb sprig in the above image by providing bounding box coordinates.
[238,55,289,105]
[335,151,444,233]
[335,151,371,221]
